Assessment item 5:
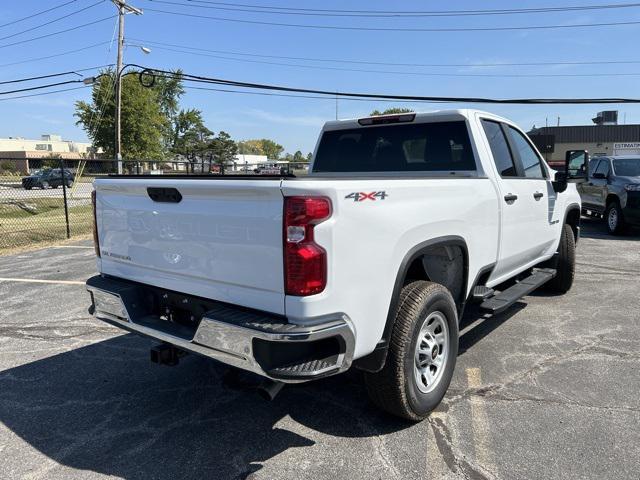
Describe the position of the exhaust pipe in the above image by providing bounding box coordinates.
[256,379,285,401]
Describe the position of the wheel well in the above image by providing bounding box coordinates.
[565,208,580,242]
[403,244,466,307]
[353,237,468,373]
[605,194,619,208]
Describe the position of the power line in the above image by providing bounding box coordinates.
[0,80,88,96]
[0,41,110,68]
[0,16,116,50]
[0,85,90,102]
[139,42,640,78]
[186,84,452,104]
[147,0,640,18]
[0,65,113,86]
[0,0,79,29]
[131,37,640,69]
[144,6,640,32]
[133,65,640,103]
[0,1,106,42]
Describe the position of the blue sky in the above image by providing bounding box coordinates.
[1,0,639,154]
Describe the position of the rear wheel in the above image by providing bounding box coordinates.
[546,223,575,294]
[605,200,626,235]
[364,281,458,421]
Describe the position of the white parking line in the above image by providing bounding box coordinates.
[0,277,84,285]
[466,367,496,475]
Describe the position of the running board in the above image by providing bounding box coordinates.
[480,268,556,314]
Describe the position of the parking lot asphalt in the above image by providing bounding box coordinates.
[0,217,639,480]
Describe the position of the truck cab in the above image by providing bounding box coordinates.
[578,155,640,234]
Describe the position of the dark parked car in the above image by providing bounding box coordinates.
[21,168,75,190]
[577,156,640,234]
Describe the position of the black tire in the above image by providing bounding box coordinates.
[66,181,73,188]
[24,186,32,190]
[605,200,626,235]
[364,281,458,421]
[546,223,575,294]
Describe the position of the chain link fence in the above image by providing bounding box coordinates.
[0,157,310,253]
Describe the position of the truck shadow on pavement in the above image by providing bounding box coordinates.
[0,334,410,479]
[579,216,640,240]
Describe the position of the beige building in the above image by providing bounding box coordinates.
[0,134,96,174]
[0,134,93,156]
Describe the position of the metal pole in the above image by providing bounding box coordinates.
[112,0,142,174]
[115,3,124,174]
[60,158,71,239]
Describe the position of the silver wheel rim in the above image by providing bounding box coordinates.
[608,207,618,231]
[414,311,449,394]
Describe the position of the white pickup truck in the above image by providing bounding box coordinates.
[86,109,588,420]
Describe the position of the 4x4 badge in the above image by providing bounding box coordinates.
[345,191,388,202]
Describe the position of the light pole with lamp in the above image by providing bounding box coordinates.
[111,0,143,173]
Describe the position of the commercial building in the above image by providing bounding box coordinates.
[0,134,93,156]
[0,134,95,174]
[527,111,640,168]
[528,110,640,167]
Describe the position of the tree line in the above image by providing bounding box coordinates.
[74,69,311,163]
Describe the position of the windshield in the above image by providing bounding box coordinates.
[613,158,640,177]
[313,121,476,173]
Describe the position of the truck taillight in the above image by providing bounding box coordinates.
[284,196,331,296]
[91,189,100,257]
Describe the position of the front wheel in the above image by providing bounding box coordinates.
[546,223,575,294]
[364,281,458,421]
[605,200,626,235]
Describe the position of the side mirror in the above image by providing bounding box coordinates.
[565,150,589,182]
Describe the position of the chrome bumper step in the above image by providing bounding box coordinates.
[86,275,354,383]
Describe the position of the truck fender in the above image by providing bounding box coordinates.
[354,235,468,373]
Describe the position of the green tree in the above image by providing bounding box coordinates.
[238,139,284,159]
[237,139,264,155]
[171,108,213,155]
[370,107,414,116]
[292,150,305,163]
[75,68,184,159]
[207,131,238,164]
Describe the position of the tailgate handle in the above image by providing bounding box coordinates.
[147,187,182,203]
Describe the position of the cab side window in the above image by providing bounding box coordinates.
[481,119,517,177]
[506,126,546,179]
[594,159,610,177]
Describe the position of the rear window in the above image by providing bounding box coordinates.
[313,121,476,173]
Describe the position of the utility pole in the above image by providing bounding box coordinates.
[111,0,142,173]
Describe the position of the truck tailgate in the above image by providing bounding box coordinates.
[94,178,285,314]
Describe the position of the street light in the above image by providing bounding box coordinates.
[126,43,151,54]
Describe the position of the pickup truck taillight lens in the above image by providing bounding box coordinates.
[91,189,100,257]
[284,196,331,296]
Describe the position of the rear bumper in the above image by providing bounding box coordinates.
[86,275,354,383]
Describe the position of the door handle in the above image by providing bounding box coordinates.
[504,194,518,203]
[533,192,544,200]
